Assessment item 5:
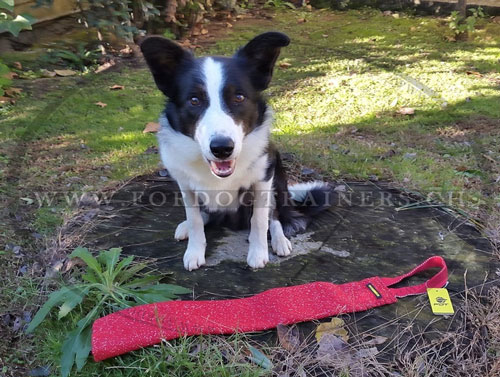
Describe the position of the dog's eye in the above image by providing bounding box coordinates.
[234,94,245,103]
[190,97,201,106]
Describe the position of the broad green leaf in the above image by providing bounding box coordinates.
[131,292,177,304]
[26,287,77,333]
[111,254,134,280]
[120,274,162,288]
[131,284,190,303]
[0,13,36,37]
[58,287,88,319]
[0,0,14,12]
[60,327,81,377]
[70,247,102,274]
[97,247,121,274]
[75,326,92,371]
[149,283,191,295]
[81,270,99,284]
[115,262,148,284]
[60,308,99,377]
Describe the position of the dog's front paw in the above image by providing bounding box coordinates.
[272,234,292,256]
[183,246,206,271]
[247,246,269,269]
[174,221,189,241]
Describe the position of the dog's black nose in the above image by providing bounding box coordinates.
[210,137,234,159]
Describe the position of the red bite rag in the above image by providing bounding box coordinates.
[92,256,447,361]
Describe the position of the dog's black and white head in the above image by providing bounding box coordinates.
[140,32,290,178]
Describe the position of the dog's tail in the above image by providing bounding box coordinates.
[279,181,333,237]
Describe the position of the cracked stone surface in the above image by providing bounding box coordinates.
[85,175,498,341]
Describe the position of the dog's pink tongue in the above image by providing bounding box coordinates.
[214,161,231,170]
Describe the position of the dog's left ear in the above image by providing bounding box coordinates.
[140,36,193,97]
[235,32,290,91]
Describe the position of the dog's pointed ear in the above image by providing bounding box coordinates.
[140,36,193,97]
[235,32,290,91]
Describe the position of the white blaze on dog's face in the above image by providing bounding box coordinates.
[140,32,290,178]
[194,58,244,178]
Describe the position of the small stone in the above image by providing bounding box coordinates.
[29,366,51,377]
[100,176,109,182]
[369,175,379,181]
[330,144,339,151]
[79,193,99,208]
[18,265,28,277]
[404,152,417,159]
[301,168,315,175]
[12,316,22,331]
[158,169,169,177]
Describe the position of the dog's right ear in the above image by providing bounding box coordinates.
[140,36,193,97]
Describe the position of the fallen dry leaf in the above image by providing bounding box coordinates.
[13,61,22,70]
[316,333,349,359]
[95,60,116,74]
[466,70,482,78]
[201,28,208,35]
[54,69,78,77]
[276,324,300,352]
[397,107,415,115]
[3,71,18,79]
[225,22,233,28]
[109,84,125,90]
[315,317,349,342]
[297,18,306,23]
[120,45,133,55]
[0,96,14,104]
[143,122,160,133]
[4,87,22,97]
[279,62,292,69]
[95,102,107,108]
[322,34,328,38]
[362,335,388,346]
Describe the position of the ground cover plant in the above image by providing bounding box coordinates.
[1,5,499,377]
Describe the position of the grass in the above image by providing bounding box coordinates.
[0,6,499,377]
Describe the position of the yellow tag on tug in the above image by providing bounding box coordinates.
[427,288,454,315]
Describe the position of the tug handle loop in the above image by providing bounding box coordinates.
[380,256,448,298]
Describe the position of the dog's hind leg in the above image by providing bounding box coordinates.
[270,217,292,256]
[174,212,209,241]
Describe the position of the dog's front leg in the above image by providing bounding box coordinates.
[247,179,272,268]
[179,187,206,271]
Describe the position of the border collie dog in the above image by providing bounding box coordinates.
[141,32,331,271]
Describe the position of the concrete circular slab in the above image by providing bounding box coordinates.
[85,174,498,341]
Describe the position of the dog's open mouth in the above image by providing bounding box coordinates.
[209,160,235,178]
